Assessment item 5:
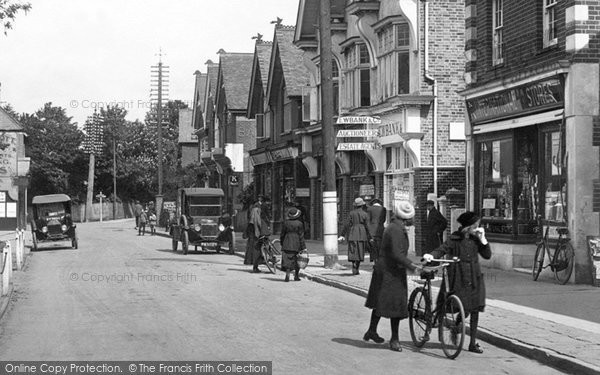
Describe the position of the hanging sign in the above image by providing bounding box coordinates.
[336,143,381,151]
[336,116,381,124]
[336,129,379,137]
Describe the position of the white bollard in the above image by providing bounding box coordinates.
[2,245,9,296]
[15,230,23,271]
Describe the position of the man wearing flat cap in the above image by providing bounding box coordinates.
[425,200,447,254]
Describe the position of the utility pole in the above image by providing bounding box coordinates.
[113,136,117,220]
[83,110,102,222]
[320,0,340,268]
[150,49,169,219]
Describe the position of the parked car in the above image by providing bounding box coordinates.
[170,188,232,255]
[30,194,77,250]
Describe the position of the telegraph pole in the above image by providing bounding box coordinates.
[150,50,169,218]
[83,110,102,222]
[320,0,340,268]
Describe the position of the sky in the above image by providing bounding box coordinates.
[0,0,300,127]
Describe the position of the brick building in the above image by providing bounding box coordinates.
[294,0,467,251]
[460,0,599,283]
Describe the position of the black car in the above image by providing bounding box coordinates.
[31,194,78,250]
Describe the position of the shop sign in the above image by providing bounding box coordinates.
[336,129,379,137]
[359,184,375,196]
[377,121,403,137]
[250,152,272,166]
[270,147,298,162]
[466,77,563,124]
[394,190,410,201]
[337,143,381,151]
[336,116,381,125]
[163,201,176,212]
[296,188,310,197]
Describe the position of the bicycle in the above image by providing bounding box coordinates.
[532,216,574,285]
[408,258,466,359]
[257,235,281,274]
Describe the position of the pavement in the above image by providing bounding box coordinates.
[3,224,600,374]
[218,232,600,375]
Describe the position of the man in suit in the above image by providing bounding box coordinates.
[425,200,447,253]
[366,198,387,263]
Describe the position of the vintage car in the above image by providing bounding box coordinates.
[170,188,233,255]
[30,194,78,250]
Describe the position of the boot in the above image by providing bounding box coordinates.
[294,268,300,281]
[285,271,290,282]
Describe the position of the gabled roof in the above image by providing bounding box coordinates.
[193,71,208,113]
[267,25,310,100]
[205,60,220,103]
[247,40,273,117]
[0,107,23,132]
[294,0,347,44]
[218,52,254,110]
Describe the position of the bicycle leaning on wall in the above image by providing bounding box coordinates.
[531,215,575,284]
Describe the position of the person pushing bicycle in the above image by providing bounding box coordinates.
[422,211,492,354]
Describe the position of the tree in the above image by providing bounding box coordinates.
[19,103,86,200]
[0,0,31,34]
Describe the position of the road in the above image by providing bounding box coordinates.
[0,220,565,374]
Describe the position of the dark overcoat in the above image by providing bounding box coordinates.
[424,207,447,252]
[365,217,416,318]
[280,218,306,271]
[340,207,371,262]
[430,231,492,313]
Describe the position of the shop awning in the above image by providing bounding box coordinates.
[473,109,563,135]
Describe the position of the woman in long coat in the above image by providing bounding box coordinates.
[280,208,306,282]
[339,197,371,275]
[424,211,492,354]
[364,201,421,352]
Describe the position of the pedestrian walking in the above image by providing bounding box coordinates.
[366,198,387,263]
[280,208,306,282]
[251,198,272,273]
[424,199,447,253]
[138,210,148,236]
[134,200,143,229]
[364,201,422,351]
[423,211,492,354]
[338,197,371,275]
[148,211,157,235]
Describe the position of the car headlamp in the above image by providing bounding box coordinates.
[218,224,225,232]
[194,224,201,232]
[42,226,48,233]
[61,224,68,232]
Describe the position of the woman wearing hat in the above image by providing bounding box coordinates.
[364,201,422,351]
[338,197,371,275]
[423,211,492,353]
[280,207,307,282]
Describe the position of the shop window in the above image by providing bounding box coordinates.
[479,137,513,235]
[542,129,567,224]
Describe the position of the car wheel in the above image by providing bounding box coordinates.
[216,245,221,254]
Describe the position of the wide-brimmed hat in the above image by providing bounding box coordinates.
[457,211,480,227]
[394,201,415,219]
[288,208,301,219]
[354,197,366,207]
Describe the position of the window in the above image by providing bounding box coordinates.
[542,129,566,223]
[344,44,371,108]
[479,137,513,234]
[332,60,340,116]
[543,0,558,47]
[492,0,504,65]
[386,146,411,172]
[256,113,264,138]
[377,23,411,100]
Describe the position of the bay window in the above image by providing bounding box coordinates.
[377,22,410,100]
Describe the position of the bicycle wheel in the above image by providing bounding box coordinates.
[438,294,466,359]
[553,241,574,284]
[532,242,545,281]
[408,287,432,348]
[261,244,276,274]
[271,239,281,254]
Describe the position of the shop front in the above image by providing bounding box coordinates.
[465,75,569,270]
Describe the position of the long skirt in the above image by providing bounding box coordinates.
[347,241,367,262]
[281,250,299,271]
[244,236,256,265]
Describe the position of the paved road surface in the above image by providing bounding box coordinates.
[0,220,565,374]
